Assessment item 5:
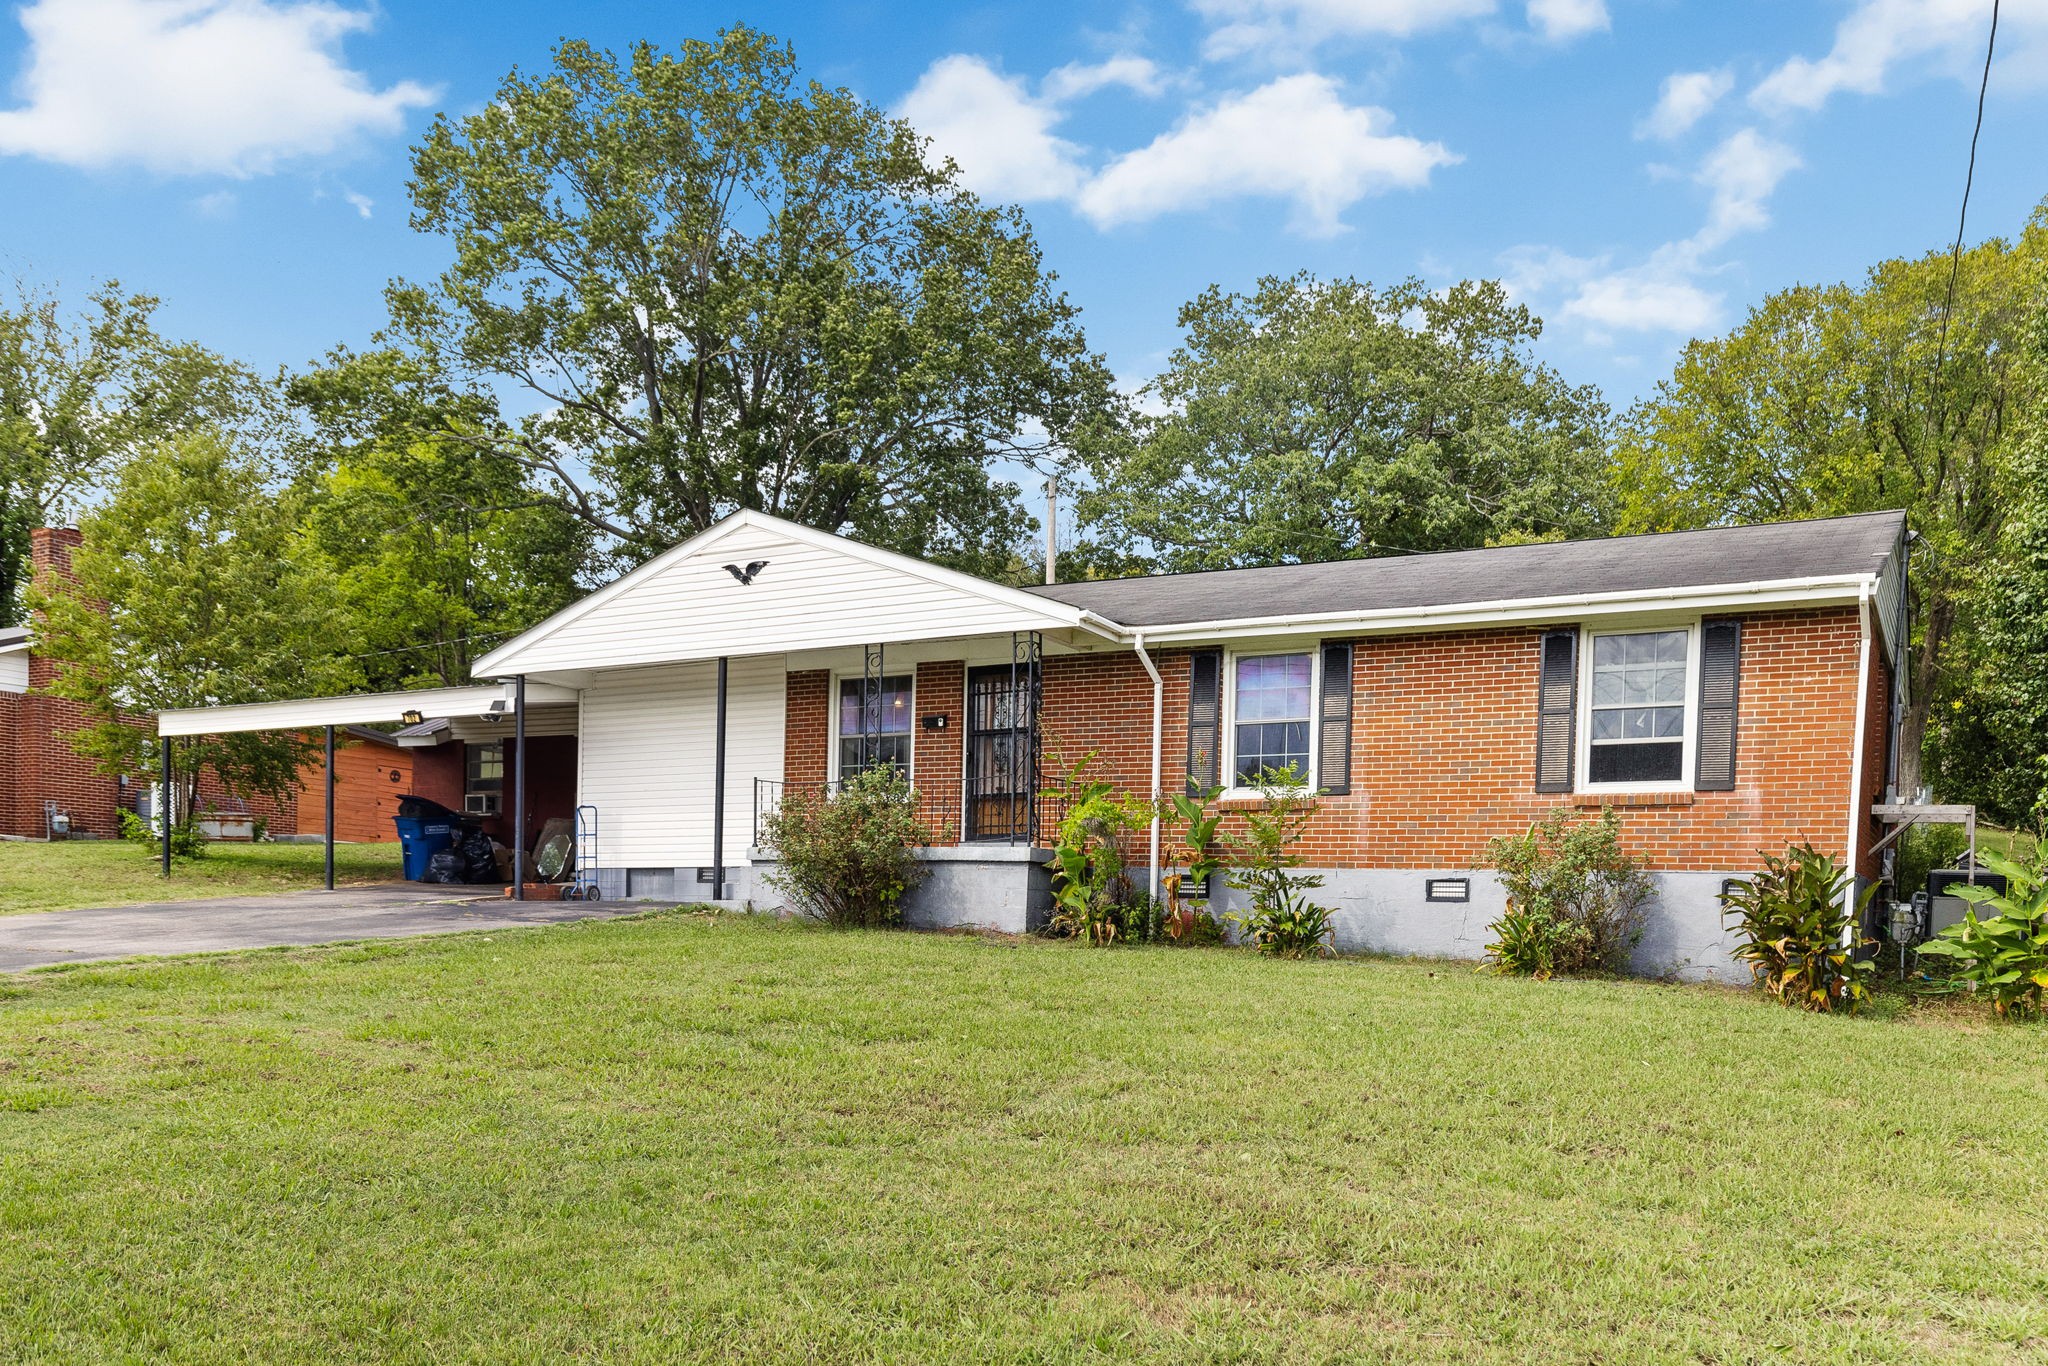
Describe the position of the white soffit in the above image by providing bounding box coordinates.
[156,681,580,737]
[474,510,1102,677]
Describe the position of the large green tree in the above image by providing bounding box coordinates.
[1613,210,2048,796]
[290,349,593,690]
[1077,275,1614,571]
[1930,266,2048,831]
[380,26,1117,579]
[0,281,280,624]
[27,430,353,816]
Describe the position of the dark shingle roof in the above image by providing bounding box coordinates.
[1028,511,1905,629]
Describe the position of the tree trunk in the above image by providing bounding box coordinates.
[1896,599,1953,801]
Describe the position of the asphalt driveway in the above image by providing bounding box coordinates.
[0,884,642,973]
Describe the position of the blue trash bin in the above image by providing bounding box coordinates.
[393,795,463,881]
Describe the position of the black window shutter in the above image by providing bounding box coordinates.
[1318,640,1354,796]
[1535,628,1578,793]
[1186,649,1223,793]
[1695,618,1742,791]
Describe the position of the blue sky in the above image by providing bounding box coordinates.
[1,0,2044,413]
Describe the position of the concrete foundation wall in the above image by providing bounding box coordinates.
[1207,868,1746,982]
[743,844,1052,934]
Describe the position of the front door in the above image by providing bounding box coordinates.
[965,665,1035,842]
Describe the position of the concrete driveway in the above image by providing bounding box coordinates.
[0,884,642,973]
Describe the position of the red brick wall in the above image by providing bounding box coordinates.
[784,670,830,786]
[777,607,1885,874]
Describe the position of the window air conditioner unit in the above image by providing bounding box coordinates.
[465,792,502,816]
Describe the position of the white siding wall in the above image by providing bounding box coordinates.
[578,655,785,868]
[0,649,26,694]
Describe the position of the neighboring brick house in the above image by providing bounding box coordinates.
[162,508,1909,979]
[1,527,410,842]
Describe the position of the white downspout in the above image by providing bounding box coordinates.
[1133,632,1163,904]
[1843,586,1874,945]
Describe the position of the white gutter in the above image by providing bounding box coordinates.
[1077,609,1130,644]
[1088,573,1878,646]
[1843,584,1875,944]
[1132,632,1164,904]
[156,681,582,737]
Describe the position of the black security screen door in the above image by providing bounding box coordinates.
[966,663,1034,842]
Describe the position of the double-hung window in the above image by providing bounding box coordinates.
[1230,652,1313,786]
[836,675,913,779]
[1584,628,1689,784]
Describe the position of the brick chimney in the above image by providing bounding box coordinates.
[26,527,84,690]
[30,527,83,590]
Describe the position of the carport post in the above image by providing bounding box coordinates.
[513,675,527,901]
[712,655,728,899]
[159,734,172,879]
[323,725,336,891]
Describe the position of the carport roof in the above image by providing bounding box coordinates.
[156,681,580,737]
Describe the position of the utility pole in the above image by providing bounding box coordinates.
[1045,471,1058,585]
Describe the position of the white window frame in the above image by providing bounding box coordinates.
[1575,619,1700,794]
[1221,647,1320,798]
[827,670,917,784]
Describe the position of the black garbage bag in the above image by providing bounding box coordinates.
[397,794,463,823]
[456,827,500,883]
[421,848,469,884]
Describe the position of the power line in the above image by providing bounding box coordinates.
[1932,0,2000,388]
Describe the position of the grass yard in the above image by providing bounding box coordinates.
[3,915,2045,1364]
[0,839,404,915]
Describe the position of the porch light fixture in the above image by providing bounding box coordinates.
[400,709,424,726]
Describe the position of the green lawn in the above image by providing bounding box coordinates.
[0,839,404,915]
[2,915,2044,1364]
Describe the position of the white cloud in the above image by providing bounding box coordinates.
[0,0,435,175]
[1692,127,1801,250]
[1042,55,1167,102]
[1637,68,1733,139]
[1505,127,1798,336]
[190,188,237,218]
[1750,0,2048,114]
[1527,0,1609,43]
[897,55,1086,201]
[342,188,373,218]
[1075,74,1457,233]
[1193,0,1495,59]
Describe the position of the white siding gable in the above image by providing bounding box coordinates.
[476,511,1091,677]
[0,646,26,694]
[579,655,784,868]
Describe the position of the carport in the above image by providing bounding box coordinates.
[156,680,580,897]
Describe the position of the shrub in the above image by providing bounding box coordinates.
[119,809,207,860]
[1044,774,1154,945]
[1722,843,1877,1013]
[1917,851,2048,1019]
[762,766,933,928]
[1224,767,1335,959]
[1483,807,1651,977]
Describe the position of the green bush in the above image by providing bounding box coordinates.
[1722,843,1877,1013]
[1224,767,1335,959]
[1917,851,2048,1019]
[1483,807,1651,977]
[1160,785,1224,945]
[763,767,933,928]
[1044,774,1154,945]
[118,809,208,860]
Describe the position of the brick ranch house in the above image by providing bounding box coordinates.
[0,527,413,843]
[161,507,1908,981]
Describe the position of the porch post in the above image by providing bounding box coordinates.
[160,734,173,879]
[712,655,729,898]
[513,675,527,900]
[323,724,336,891]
